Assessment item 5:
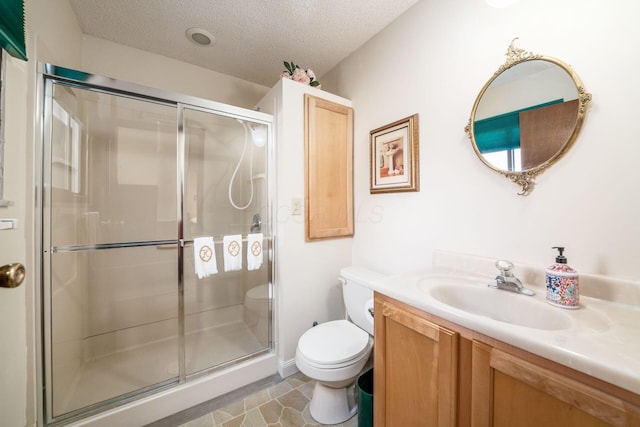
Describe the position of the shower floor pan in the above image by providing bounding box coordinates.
[52,306,266,418]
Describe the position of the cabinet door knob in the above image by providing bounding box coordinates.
[0,263,25,288]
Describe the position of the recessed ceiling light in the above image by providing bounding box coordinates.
[186,27,215,46]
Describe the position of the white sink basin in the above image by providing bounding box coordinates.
[425,283,573,330]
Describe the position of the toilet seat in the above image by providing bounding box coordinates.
[297,320,371,369]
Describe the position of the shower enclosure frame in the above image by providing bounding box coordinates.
[35,63,276,426]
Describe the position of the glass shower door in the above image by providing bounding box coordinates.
[43,81,180,421]
[181,107,272,376]
[41,66,274,425]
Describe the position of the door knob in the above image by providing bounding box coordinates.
[0,263,25,288]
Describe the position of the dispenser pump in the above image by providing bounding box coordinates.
[553,246,567,264]
[546,246,579,309]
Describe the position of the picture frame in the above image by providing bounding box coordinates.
[370,114,419,193]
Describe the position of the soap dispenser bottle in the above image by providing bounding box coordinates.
[545,246,579,309]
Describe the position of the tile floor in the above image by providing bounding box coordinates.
[150,372,360,427]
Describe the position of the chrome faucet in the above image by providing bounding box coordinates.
[488,259,535,296]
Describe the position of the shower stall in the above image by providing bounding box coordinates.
[37,65,274,425]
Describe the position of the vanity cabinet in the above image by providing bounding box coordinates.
[373,293,640,427]
[374,294,459,426]
[472,341,640,427]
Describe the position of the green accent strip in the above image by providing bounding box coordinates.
[474,99,563,154]
[0,0,28,61]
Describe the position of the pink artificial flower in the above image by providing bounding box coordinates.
[292,67,311,85]
[280,72,293,80]
[306,69,316,80]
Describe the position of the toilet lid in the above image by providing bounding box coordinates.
[298,320,371,366]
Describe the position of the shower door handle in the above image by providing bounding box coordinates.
[0,263,25,288]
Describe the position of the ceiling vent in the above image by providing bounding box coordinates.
[186,27,215,46]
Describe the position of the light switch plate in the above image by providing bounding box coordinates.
[292,198,303,215]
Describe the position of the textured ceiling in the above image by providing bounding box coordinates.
[69,0,420,88]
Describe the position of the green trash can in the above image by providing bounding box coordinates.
[357,368,374,427]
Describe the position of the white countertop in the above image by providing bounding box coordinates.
[369,266,640,396]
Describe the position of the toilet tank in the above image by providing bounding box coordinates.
[340,267,385,335]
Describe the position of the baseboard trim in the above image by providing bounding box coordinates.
[278,358,299,378]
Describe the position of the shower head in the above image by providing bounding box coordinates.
[237,119,267,147]
[248,124,267,147]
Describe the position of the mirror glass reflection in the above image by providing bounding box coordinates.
[473,59,579,172]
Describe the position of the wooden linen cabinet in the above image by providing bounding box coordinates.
[304,94,354,241]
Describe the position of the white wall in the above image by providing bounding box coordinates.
[0,52,30,427]
[81,35,268,110]
[322,0,640,281]
[29,0,83,68]
[256,79,354,374]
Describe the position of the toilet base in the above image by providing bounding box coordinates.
[308,381,357,425]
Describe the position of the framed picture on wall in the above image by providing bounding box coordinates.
[370,114,419,193]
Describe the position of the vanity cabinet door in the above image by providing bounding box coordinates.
[471,341,640,427]
[374,294,459,427]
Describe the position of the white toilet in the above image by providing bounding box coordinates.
[295,267,383,425]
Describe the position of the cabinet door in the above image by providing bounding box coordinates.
[471,341,640,427]
[304,94,353,240]
[374,295,458,427]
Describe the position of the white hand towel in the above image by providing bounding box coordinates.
[246,233,264,271]
[194,236,218,279]
[223,234,243,272]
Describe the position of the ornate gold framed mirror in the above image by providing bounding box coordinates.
[465,39,592,195]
